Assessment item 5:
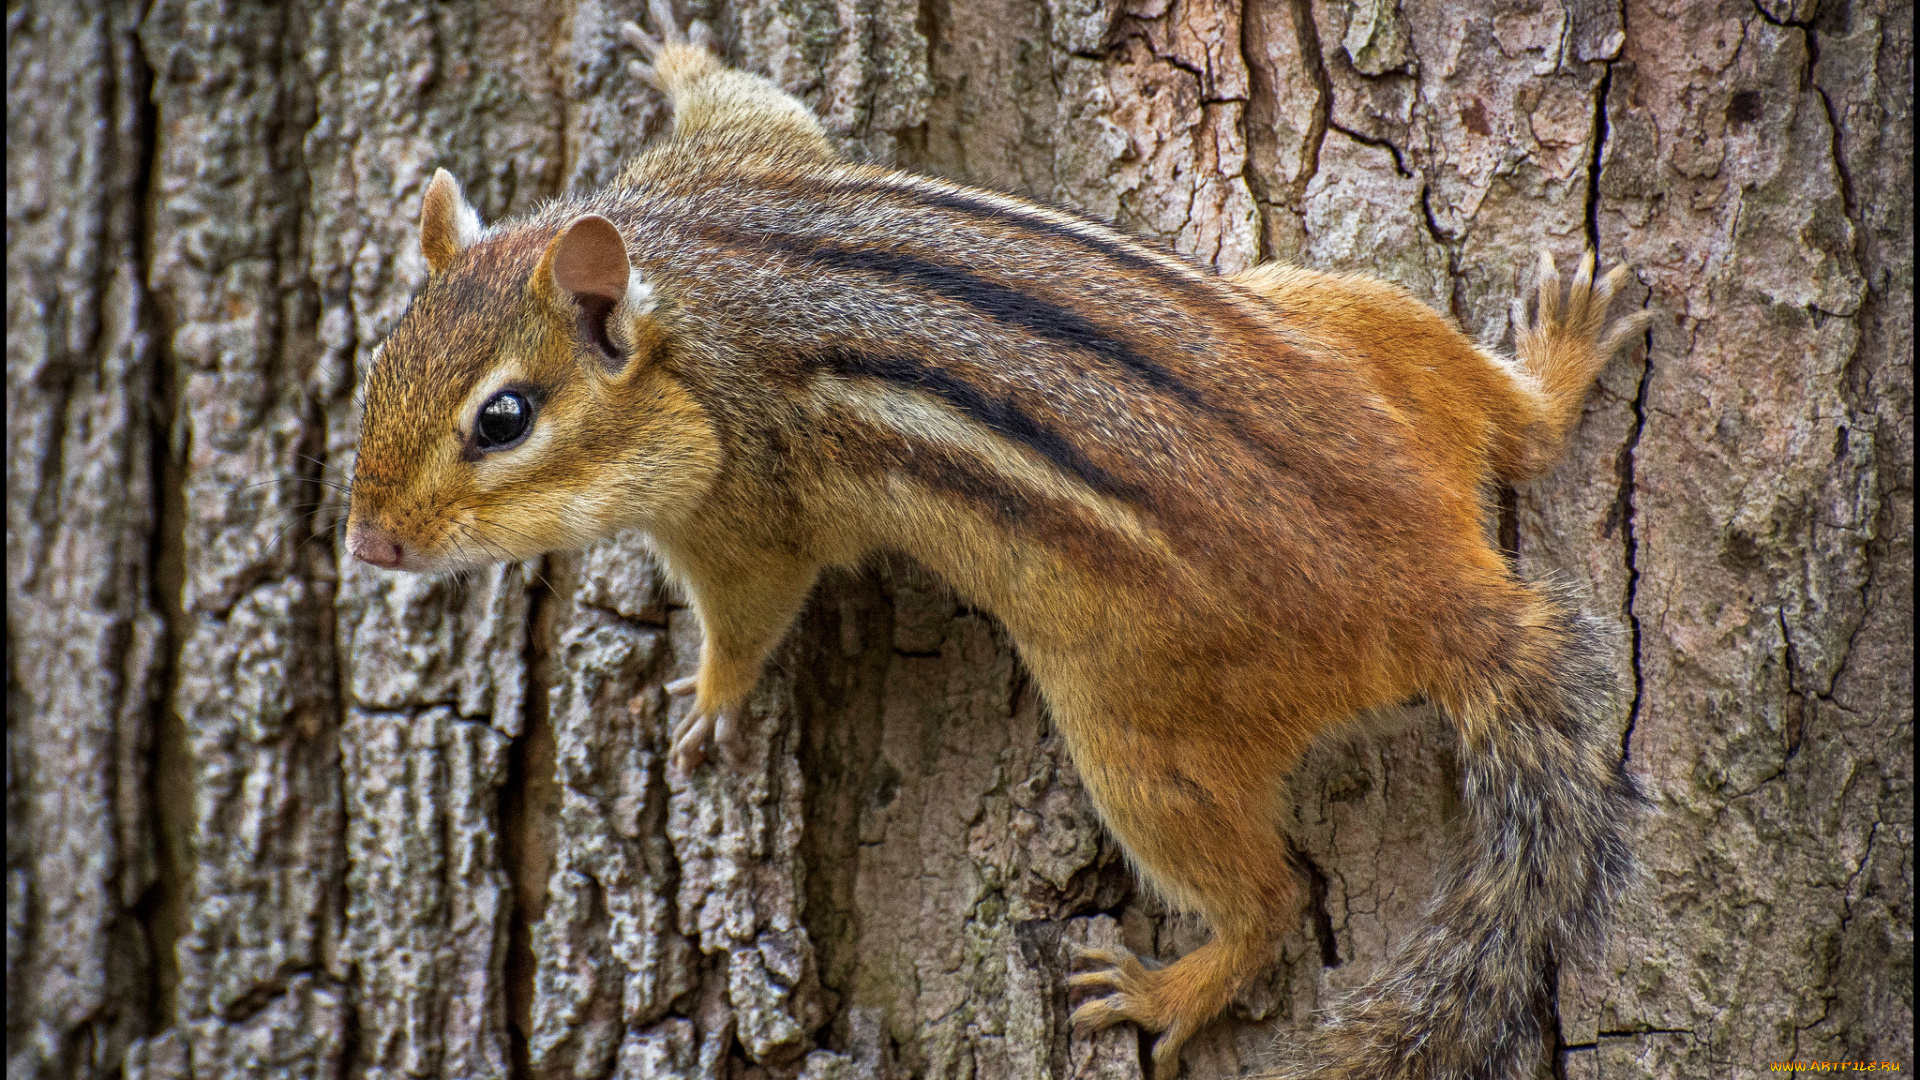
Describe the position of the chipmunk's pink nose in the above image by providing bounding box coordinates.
[347,522,405,568]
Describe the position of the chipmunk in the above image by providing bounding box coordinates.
[346,9,1651,1078]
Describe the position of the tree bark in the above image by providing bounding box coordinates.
[7,0,1910,1077]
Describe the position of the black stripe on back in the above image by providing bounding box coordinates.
[759,170,1256,325]
[760,234,1212,411]
[814,410,1168,579]
[810,347,1141,502]
[870,183,1232,306]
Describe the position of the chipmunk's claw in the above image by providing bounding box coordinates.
[1066,943,1200,1079]
[666,676,746,772]
[622,0,714,54]
[668,708,714,771]
[618,19,664,57]
[620,1,716,91]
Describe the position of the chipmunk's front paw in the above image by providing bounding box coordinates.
[619,0,717,86]
[1068,945,1202,1080]
[665,676,747,772]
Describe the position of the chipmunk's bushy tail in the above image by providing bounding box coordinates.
[1265,591,1644,1080]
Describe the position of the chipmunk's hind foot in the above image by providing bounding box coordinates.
[1068,939,1256,1079]
[1513,249,1653,371]
[1500,248,1653,479]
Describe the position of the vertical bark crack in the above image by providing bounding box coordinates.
[1807,8,1884,713]
[1615,328,1652,761]
[1547,950,1570,1080]
[1581,33,1647,761]
[131,0,191,1038]
[1237,1,1269,259]
[25,377,75,598]
[501,561,557,1080]
[1776,610,1808,761]
[1240,0,1332,260]
[1291,843,1342,968]
[1584,63,1614,253]
[1289,0,1332,192]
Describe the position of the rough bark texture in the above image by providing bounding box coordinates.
[7,0,1910,1077]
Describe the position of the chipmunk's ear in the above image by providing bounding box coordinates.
[420,168,484,273]
[533,214,654,369]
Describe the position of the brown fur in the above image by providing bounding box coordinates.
[347,27,1650,1080]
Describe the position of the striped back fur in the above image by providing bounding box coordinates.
[424,147,1481,629]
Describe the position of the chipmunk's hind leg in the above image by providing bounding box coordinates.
[1064,734,1299,1079]
[616,1,835,161]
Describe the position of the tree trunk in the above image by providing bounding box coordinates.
[8,0,1910,1077]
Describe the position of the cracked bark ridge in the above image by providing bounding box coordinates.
[340,705,514,1076]
[8,1,164,1073]
[133,0,348,1071]
[6,0,1909,1078]
[920,0,1261,269]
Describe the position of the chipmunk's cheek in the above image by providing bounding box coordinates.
[563,488,616,531]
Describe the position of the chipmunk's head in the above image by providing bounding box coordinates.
[346,169,721,572]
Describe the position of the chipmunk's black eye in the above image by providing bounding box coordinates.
[475,390,532,450]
